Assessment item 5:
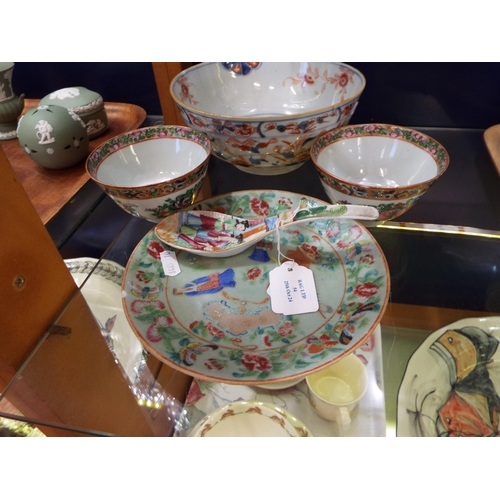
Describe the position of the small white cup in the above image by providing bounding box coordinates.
[306,354,368,427]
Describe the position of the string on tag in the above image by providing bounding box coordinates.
[275,205,301,267]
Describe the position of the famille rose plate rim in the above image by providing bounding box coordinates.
[189,400,312,437]
[122,190,390,385]
[397,316,500,437]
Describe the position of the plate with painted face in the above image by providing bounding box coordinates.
[397,316,500,437]
[122,190,389,384]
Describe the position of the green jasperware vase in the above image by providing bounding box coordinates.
[0,62,25,141]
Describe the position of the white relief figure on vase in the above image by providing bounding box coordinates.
[35,120,56,144]
[49,87,81,100]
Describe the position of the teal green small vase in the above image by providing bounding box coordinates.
[0,62,25,140]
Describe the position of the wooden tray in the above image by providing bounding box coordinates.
[1,99,147,224]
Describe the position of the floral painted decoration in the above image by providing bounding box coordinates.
[122,190,389,384]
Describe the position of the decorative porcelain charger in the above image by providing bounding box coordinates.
[122,190,390,385]
[397,316,500,437]
[189,400,312,437]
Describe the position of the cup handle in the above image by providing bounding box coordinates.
[336,406,351,428]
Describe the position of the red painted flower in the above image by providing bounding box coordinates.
[250,198,270,216]
[241,353,272,372]
[278,197,294,209]
[263,335,272,347]
[206,322,225,339]
[278,321,294,337]
[360,254,375,265]
[131,299,165,314]
[135,270,152,283]
[147,240,166,260]
[354,282,379,298]
[205,358,224,371]
[189,320,199,329]
[235,123,257,136]
[247,267,263,280]
[301,243,320,260]
[146,315,173,342]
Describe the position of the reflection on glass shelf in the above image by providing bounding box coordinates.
[376,221,500,239]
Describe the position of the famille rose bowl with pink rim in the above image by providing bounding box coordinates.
[86,125,211,222]
[169,62,366,176]
[311,123,450,222]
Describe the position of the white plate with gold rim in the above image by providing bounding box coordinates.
[189,400,312,437]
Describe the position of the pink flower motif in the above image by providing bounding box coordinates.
[326,225,340,238]
[146,315,173,342]
[363,124,379,133]
[388,130,403,139]
[411,131,426,142]
[241,353,272,372]
[349,225,362,240]
[336,239,350,249]
[131,299,165,314]
[344,129,357,138]
[278,321,294,337]
[354,283,379,298]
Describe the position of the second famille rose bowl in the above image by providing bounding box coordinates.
[311,124,450,222]
[86,125,211,222]
[169,62,365,176]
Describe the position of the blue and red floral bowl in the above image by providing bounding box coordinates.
[169,62,365,176]
[86,125,211,222]
[311,124,450,222]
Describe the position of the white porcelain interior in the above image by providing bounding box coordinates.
[190,401,311,437]
[317,136,438,187]
[96,138,208,187]
[172,62,365,117]
[306,354,368,423]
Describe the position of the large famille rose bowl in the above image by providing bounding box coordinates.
[86,125,211,222]
[122,190,390,385]
[311,123,450,222]
[169,62,366,176]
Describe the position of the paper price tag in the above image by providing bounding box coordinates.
[160,250,181,276]
[267,262,319,315]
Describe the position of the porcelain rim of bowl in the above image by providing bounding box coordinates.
[96,137,209,188]
[306,356,368,404]
[169,62,366,121]
[316,135,439,189]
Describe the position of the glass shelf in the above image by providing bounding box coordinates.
[2,125,500,437]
